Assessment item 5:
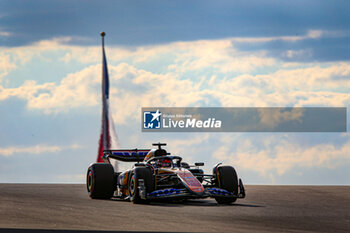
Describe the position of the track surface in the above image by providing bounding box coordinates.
[0,184,349,233]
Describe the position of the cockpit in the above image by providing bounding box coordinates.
[144,143,169,161]
[147,155,183,168]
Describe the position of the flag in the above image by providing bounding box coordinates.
[97,32,120,163]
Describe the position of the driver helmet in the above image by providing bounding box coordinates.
[157,158,171,167]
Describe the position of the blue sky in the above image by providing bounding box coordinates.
[0,0,349,184]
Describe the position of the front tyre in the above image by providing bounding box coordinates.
[128,167,154,204]
[87,163,115,199]
[214,166,238,204]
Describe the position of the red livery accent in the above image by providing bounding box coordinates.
[177,170,204,193]
[97,33,118,163]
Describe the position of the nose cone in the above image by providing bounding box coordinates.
[177,170,205,194]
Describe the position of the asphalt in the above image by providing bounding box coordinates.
[0,184,349,233]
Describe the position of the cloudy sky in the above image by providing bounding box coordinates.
[0,0,349,184]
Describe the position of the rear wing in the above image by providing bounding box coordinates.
[103,149,150,162]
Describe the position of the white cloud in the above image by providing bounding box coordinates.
[230,29,327,43]
[212,63,350,107]
[108,62,349,123]
[214,136,350,178]
[0,60,349,122]
[0,144,81,157]
[258,108,304,128]
[167,134,210,154]
[0,65,100,113]
[108,63,204,123]
[0,52,17,80]
[283,49,312,59]
[306,30,323,39]
[0,29,344,71]
[167,40,276,73]
[0,36,99,66]
[27,65,100,113]
[0,80,55,101]
[0,36,349,120]
[1,36,278,73]
[0,30,11,37]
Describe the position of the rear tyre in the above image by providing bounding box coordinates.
[214,166,238,204]
[128,167,154,204]
[87,163,115,199]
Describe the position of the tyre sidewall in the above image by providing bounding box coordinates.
[215,166,238,204]
[86,163,115,199]
[128,167,154,204]
[128,171,139,202]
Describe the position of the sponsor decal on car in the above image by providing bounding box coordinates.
[176,170,204,193]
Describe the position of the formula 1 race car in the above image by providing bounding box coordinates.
[86,143,245,204]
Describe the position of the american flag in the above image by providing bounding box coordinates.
[97,32,120,164]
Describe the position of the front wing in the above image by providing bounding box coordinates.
[137,178,246,200]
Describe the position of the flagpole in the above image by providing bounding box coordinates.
[100,31,105,48]
[97,31,108,163]
[96,31,120,166]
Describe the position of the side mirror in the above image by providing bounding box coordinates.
[195,162,204,166]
